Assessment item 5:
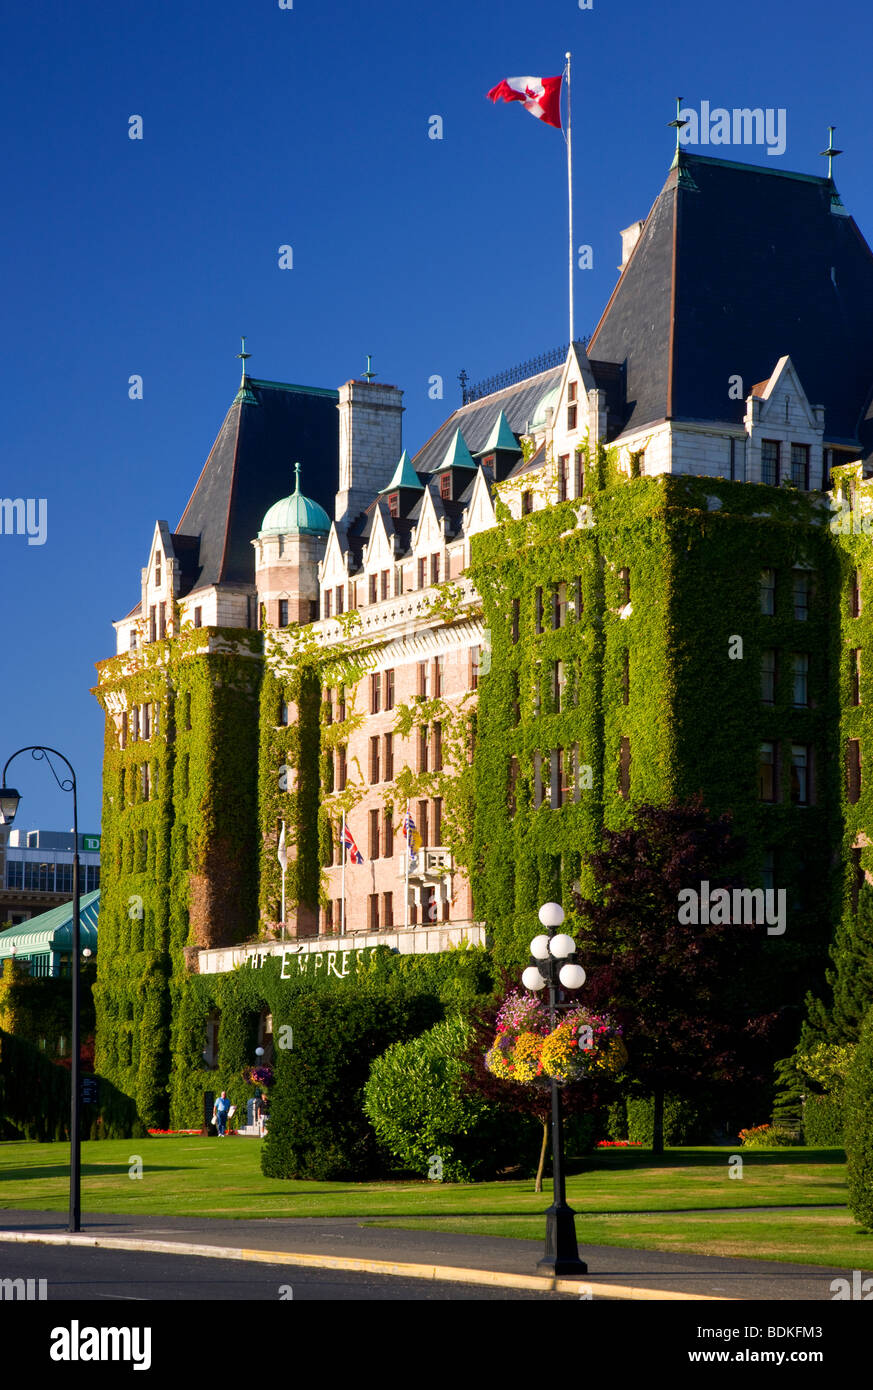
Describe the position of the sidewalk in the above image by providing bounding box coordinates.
[0,1208,863,1300]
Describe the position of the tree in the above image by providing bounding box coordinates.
[845,1003,873,1230]
[804,883,873,1047]
[572,799,777,1154]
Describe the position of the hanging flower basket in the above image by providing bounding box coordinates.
[243,1065,274,1087]
[484,993,625,1087]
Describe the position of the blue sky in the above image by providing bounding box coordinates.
[1,0,871,831]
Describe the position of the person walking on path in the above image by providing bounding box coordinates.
[214,1091,231,1137]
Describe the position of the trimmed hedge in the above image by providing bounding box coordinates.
[363,1016,539,1181]
[0,1028,146,1141]
[845,1005,873,1229]
[626,1094,711,1146]
[802,1094,845,1147]
[261,989,442,1180]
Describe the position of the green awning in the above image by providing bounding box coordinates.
[0,890,100,957]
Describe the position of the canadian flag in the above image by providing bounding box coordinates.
[487,75,563,130]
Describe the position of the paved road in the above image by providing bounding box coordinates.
[0,1242,575,1300]
[2,1208,869,1300]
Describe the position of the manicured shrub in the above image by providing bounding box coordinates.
[0,1027,146,1141]
[626,1094,709,1146]
[363,1015,538,1181]
[802,1094,844,1147]
[845,1005,873,1230]
[261,989,441,1180]
[738,1123,799,1148]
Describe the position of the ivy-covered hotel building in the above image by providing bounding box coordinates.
[93,150,873,1125]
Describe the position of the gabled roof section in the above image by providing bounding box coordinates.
[412,368,563,474]
[587,153,873,444]
[174,378,339,594]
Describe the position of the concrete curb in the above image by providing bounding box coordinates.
[0,1230,734,1300]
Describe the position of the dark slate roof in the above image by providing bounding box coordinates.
[174,379,339,594]
[412,369,563,473]
[587,153,873,448]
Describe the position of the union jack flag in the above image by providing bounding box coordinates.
[342,824,363,864]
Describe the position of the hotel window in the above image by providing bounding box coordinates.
[142,703,151,739]
[368,894,380,932]
[141,763,150,801]
[382,892,394,928]
[847,739,862,805]
[278,599,289,627]
[149,605,156,643]
[619,567,631,606]
[418,800,429,847]
[381,569,390,600]
[534,752,544,808]
[762,439,780,487]
[418,557,428,588]
[419,725,429,772]
[572,575,583,621]
[558,455,569,502]
[792,653,809,707]
[535,587,544,634]
[562,747,575,804]
[470,645,480,690]
[567,403,578,431]
[440,472,451,500]
[159,602,167,639]
[382,732,394,783]
[336,586,345,616]
[129,628,138,651]
[324,689,333,724]
[791,443,810,489]
[323,590,332,619]
[418,661,430,698]
[760,569,776,615]
[851,649,862,706]
[618,737,631,799]
[433,722,443,772]
[550,750,563,809]
[431,553,441,584]
[434,654,444,696]
[433,796,442,845]
[369,735,380,784]
[553,582,567,629]
[621,650,630,705]
[337,745,347,792]
[369,573,378,604]
[761,650,777,704]
[369,809,380,860]
[851,569,862,618]
[384,669,395,710]
[791,744,810,805]
[383,808,393,854]
[323,902,333,934]
[370,672,381,714]
[759,741,776,802]
[511,597,520,643]
[154,552,161,587]
[279,701,289,726]
[522,490,533,515]
[131,706,140,741]
[508,756,519,815]
[793,571,810,620]
[388,492,399,518]
[194,606,203,628]
[337,685,346,720]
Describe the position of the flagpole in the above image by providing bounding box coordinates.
[280,820,286,942]
[405,799,410,931]
[565,50,574,345]
[341,809,347,937]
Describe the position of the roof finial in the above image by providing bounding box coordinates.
[363,354,377,383]
[293,461,301,494]
[668,95,689,160]
[819,125,842,182]
[236,335,252,383]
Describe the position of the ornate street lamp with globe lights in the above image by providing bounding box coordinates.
[523,901,588,1276]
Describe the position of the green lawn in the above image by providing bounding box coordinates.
[1,1138,865,1266]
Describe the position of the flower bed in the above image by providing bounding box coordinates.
[595,1140,643,1148]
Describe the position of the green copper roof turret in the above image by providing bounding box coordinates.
[380,449,424,492]
[475,409,522,455]
[437,429,476,472]
[259,462,331,536]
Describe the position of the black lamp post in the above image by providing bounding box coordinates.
[522,901,589,1276]
[0,747,82,1233]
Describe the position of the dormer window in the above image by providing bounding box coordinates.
[440,472,451,501]
[154,553,162,588]
[567,404,578,431]
[388,492,399,517]
[567,381,577,403]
